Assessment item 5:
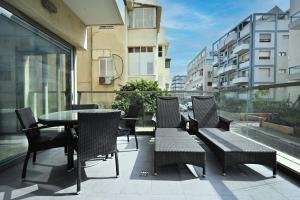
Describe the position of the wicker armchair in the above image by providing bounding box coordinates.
[118,105,141,149]
[71,104,99,110]
[73,111,121,194]
[155,96,188,129]
[189,96,232,133]
[15,108,68,179]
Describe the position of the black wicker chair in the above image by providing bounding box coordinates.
[71,104,99,110]
[118,105,141,149]
[155,96,188,129]
[15,108,68,179]
[189,96,232,133]
[154,96,206,176]
[73,111,121,194]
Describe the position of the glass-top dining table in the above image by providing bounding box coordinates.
[38,109,124,126]
[38,109,124,170]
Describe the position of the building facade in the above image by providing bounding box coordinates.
[185,47,213,92]
[171,75,187,91]
[126,0,170,90]
[288,0,300,81]
[76,0,170,106]
[212,6,290,89]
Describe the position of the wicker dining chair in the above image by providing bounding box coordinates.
[189,96,232,132]
[73,111,121,194]
[118,105,141,149]
[15,108,68,179]
[71,104,99,110]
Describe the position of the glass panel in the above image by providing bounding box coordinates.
[134,8,143,28]
[0,6,72,164]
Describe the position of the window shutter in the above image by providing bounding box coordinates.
[100,59,106,76]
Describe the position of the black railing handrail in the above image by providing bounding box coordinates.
[77,81,300,94]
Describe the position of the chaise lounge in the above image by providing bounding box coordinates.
[154,96,206,176]
[189,96,277,177]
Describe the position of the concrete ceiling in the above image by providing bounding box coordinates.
[63,0,124,26]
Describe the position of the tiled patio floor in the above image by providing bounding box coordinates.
[0,136,299,200]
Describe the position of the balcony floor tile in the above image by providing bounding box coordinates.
[0,136,299,200]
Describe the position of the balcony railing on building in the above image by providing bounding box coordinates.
[232,76,249,84]
[289,10,300,29]
[233,43,250,55]
[239,60,250,69]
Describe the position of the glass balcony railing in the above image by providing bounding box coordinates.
[289,65,300,74]
[77,82,300,172]
[290,10,300,23]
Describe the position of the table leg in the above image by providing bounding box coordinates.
[65,125,74,171]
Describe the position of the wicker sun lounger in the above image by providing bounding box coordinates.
[154,97,206,176]
[198,128,277,177]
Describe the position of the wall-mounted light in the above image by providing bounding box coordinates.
[41,0,57,14]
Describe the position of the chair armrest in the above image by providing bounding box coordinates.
[22,125,49,133]
[188,115,199,134]
[218,116,233,131]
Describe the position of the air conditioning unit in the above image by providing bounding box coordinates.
[99,76,113,85]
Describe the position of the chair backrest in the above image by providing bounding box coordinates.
[15,108,40,141]
[125,104,141,128]
[156,96,181,128]
[192,96,219,128]
[77,111,121,162]
[71,104,98,110]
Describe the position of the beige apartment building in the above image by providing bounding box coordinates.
[77,0,170,107]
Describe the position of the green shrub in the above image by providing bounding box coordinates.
[112,80,168,113]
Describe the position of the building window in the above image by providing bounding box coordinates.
[165,83,169,89]
[207,82,212,86]
[259,33,271,43]
[278,52,287,56]
[208,71,212,78]
[258,51,271,60]
[99,58,113,77]
[200,69,203,76]
[158,46,163,57]
[128,7,156,29]
[282,35,289,39]
[128,47,154,75]
[278,69,286,74]
[259,68,271,77]
[165,58,171,68]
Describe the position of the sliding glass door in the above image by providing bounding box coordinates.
[0,5,73,165]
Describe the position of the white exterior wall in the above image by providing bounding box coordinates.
[185,48,212,92]
[288,30,300,68]
[290,0,300,15]
[276,32,289,83]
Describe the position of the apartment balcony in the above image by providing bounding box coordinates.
[232,76,249,84]
[239,60,250,69]
[212,59,219,67]
[289,11,300,30]
[223,64,237,73]
[217,67,225,75]
[240,24,250,38]
[288,65,300,81]
[224,32,237,47]
[232,43,250,55]
[212,82,218,88]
